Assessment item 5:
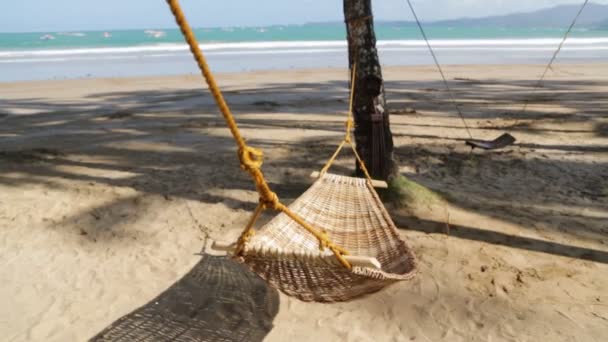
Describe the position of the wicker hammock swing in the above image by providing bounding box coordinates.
[167,0,417,302]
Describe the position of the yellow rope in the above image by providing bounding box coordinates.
[318,63,375,185]
[320,64,356,175]
[345,62,357,144]
[235,203,263,255]
[277,203,350,268]
[166,0,351,269]
[351,144,373,182]
[319,140,346,175]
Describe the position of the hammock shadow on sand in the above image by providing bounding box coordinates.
[90,255,279,342]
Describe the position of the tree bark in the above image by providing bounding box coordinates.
[343,0,398,181]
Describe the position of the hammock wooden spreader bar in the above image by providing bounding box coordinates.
[166,0,351,268]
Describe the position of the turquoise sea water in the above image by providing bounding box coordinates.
[1,24,607,81]
[1,24,607,50]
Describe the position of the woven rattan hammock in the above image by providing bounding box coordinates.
[167,0,417,302]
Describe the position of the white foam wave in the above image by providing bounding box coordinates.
[1,38,607,61]
[2,46,607,64]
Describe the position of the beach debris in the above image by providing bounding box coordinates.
[392,107,417,115]
[454,77,482,84]
[0,148,63,163]
[104,109,134,120]
[252,100,280,107]
[179,119,216,128]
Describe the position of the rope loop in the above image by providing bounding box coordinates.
[237,144,280,209]
[238,145,264,172]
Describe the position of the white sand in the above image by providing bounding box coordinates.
[1,65,607,341]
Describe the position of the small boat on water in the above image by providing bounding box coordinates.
[103,32,111,38]
[144,29,166,38]
[40,34,55,40]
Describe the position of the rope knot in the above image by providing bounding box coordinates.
[259,191,280,210]
[238,145,263,172]
[345,118,354,131]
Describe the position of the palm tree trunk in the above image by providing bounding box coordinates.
[343,0,398,181]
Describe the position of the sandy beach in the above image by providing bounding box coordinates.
[1,64,607,341]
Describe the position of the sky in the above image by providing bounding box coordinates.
[1,0,607,32]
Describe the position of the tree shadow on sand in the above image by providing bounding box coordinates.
[90,255,280,342]
[1,74,607,263]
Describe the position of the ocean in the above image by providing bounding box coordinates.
[1,24,608,82]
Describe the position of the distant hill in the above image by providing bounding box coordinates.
[373,3,608,29]
[433,3,608,28]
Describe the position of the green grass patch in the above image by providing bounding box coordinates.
[382,175,444,208]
